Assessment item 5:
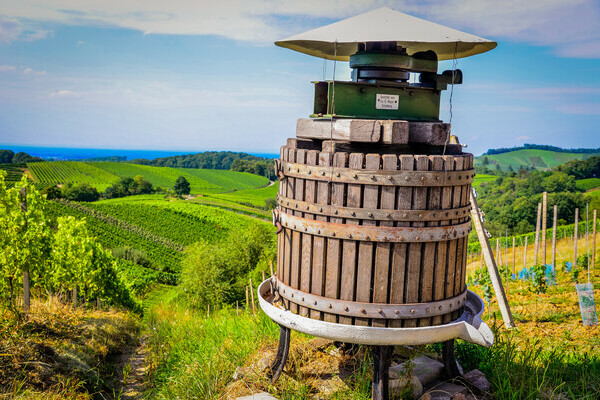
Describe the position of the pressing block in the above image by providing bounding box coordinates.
[408,122,450,145]
[296,118,408,144]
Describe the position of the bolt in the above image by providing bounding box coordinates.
[368,212,373,217]
[405,176,410,181]
[334,210,338,215]
[321,171,326,176]
[386,213,391,218]
[388,175,392,180]
[353,173,358,178]
[394,310,399,314]
[378,308,383,314]
[421,176,426,181]
[426,308,430,312]
[319,207,323,212]
[344,306,349,312]
[329,304,333,309]
[370,174,375,179]
[360,308,366,314]
[336,172,340,177]
[304,227,308,231]
[410,309,415,314]
[351,211,356,216]
[314,301,318,305]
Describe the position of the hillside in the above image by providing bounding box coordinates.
[475,148,600,172]
[25,161,269,194]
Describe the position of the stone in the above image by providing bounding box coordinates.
[256,356,272,372]
[312,375,347,396]
[426,382,467,400]
[305,337,334,352]
[232,366,246,381]
[235,392,278,400]
[452,393,467,400]
[393,345,416,358]
[390,355,444,386]
[389,374,423,399]
[464,369,491,392]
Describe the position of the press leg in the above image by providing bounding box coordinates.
[372,345,394,400]
[442,339,462,379]
[268,324,291,384]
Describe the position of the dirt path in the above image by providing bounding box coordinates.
[115,336,149,400]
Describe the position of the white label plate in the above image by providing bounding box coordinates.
[376,94,399,110]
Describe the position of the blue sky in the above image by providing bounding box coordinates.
[0,1,598,156]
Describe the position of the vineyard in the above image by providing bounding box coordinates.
[206,182,278,208]
[22,160,271,195]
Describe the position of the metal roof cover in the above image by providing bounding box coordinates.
[275,7,497,61]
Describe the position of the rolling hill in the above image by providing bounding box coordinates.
[475,148,600,172]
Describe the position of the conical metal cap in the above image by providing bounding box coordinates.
[275,7,496,61]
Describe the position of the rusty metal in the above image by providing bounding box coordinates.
[278,195,471,221]
[279,161,474,186]
[275,278,467,319]
[372,345,394,400]
[272,209,283,234]
[268,324,291,384]
[442,339,462,379]
[278,212,471,242]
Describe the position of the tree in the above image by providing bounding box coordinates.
[0,150,14,164]
[62,183,100,202]
[174,176,191,195]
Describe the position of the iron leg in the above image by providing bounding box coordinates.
[442,339,462,379]
[371,345,394,400]
[268,324,291,384]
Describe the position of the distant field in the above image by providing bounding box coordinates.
[26,161,269,194]
[206,182,278,208]
[576,177,600,191]
[475,149,600,172]
[473,174,496,189]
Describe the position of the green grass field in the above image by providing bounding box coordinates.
[576,177,600,191]
[206,182,278,208]
[26,161,269,194]
[473,174,497,189]
[475,149,600,172]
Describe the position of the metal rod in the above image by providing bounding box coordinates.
[442,339,462,379]
[371,345,394,400]
[534,202,542,266]
[574,208,579,270]
[552,205,558,274]
[542,192,548,266]
[593,210,597,273]
[268,325,291,384]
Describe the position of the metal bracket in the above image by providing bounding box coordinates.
[272,209,283,234]
[267,324,291,384]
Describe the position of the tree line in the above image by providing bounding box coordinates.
[0,150,42,164]
[484,144,600,156]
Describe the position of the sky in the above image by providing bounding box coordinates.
[0,0,599,156]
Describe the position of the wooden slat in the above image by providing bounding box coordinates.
[339,153,362,325]
[295,149,311,317]
[397,155,415,328]
[289,148,301,314]
[324,152,347,323]
[311,151,332,320]
[372,154,394,327]
[419,155,442,327]
[404,155,428,328]
[385,155,404,328]
[451,155,465,321]
[355,154,379,326]
[442,156,457,324]
[431,155,447,326]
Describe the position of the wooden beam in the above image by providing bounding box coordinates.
[470,189,515,328]
[552,205,558,273]
[534,202,542,266]
[296,118,410,144]
[542,192,548,266]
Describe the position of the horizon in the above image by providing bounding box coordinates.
[1,1,599,154]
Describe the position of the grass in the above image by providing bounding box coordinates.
[206,182,278,208]
[576,178,600,191]
[0,297,139,399]
[473,174,497,190]
[475,149,600,172]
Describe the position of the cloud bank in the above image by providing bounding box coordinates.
[0,0,598,57]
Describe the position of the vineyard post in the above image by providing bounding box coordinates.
[496,239,501,266]
[523,236,528,270]
[534,202,541,266]
[512,236,516,275]
[574,208,579,269]
[504,231,508,271]
[552,205,558,273]
[207,304,210,319]
[541,192,548,266]
[470,189,515,328]
[593,210,597,272]
[586,204,590,283]
[249,278,256,314]
[270,260,275,277]
[262,270,266,282]
[245,286,249,311]
[20,188,30,313]
[236,301,239,316]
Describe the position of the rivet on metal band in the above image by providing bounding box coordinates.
[277,212,471,242]
[274,278,467,319]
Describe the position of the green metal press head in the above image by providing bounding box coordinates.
[276,7,496,121]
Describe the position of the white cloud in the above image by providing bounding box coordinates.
[0,65,16,72]
[76,40,85,45]
[516,136,532,141]
[49,89,83,98]
[1,1,599,58]
[23,67,46,75]
[556,103,600,115]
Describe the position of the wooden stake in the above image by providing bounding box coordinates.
[249,278,256,314]
[593,210,597,272]
[245,286,249,311]
[534,202,542,266]
[207,304,210,319]
[552,205,558,273]
[236,301,239,316]
[470,189,515,328]
[574,208,579,268]
[542,192,548,266]
[523,236,528,271]
[512,236,516,275]
[270,260,275,277]
[262,270,266,282]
